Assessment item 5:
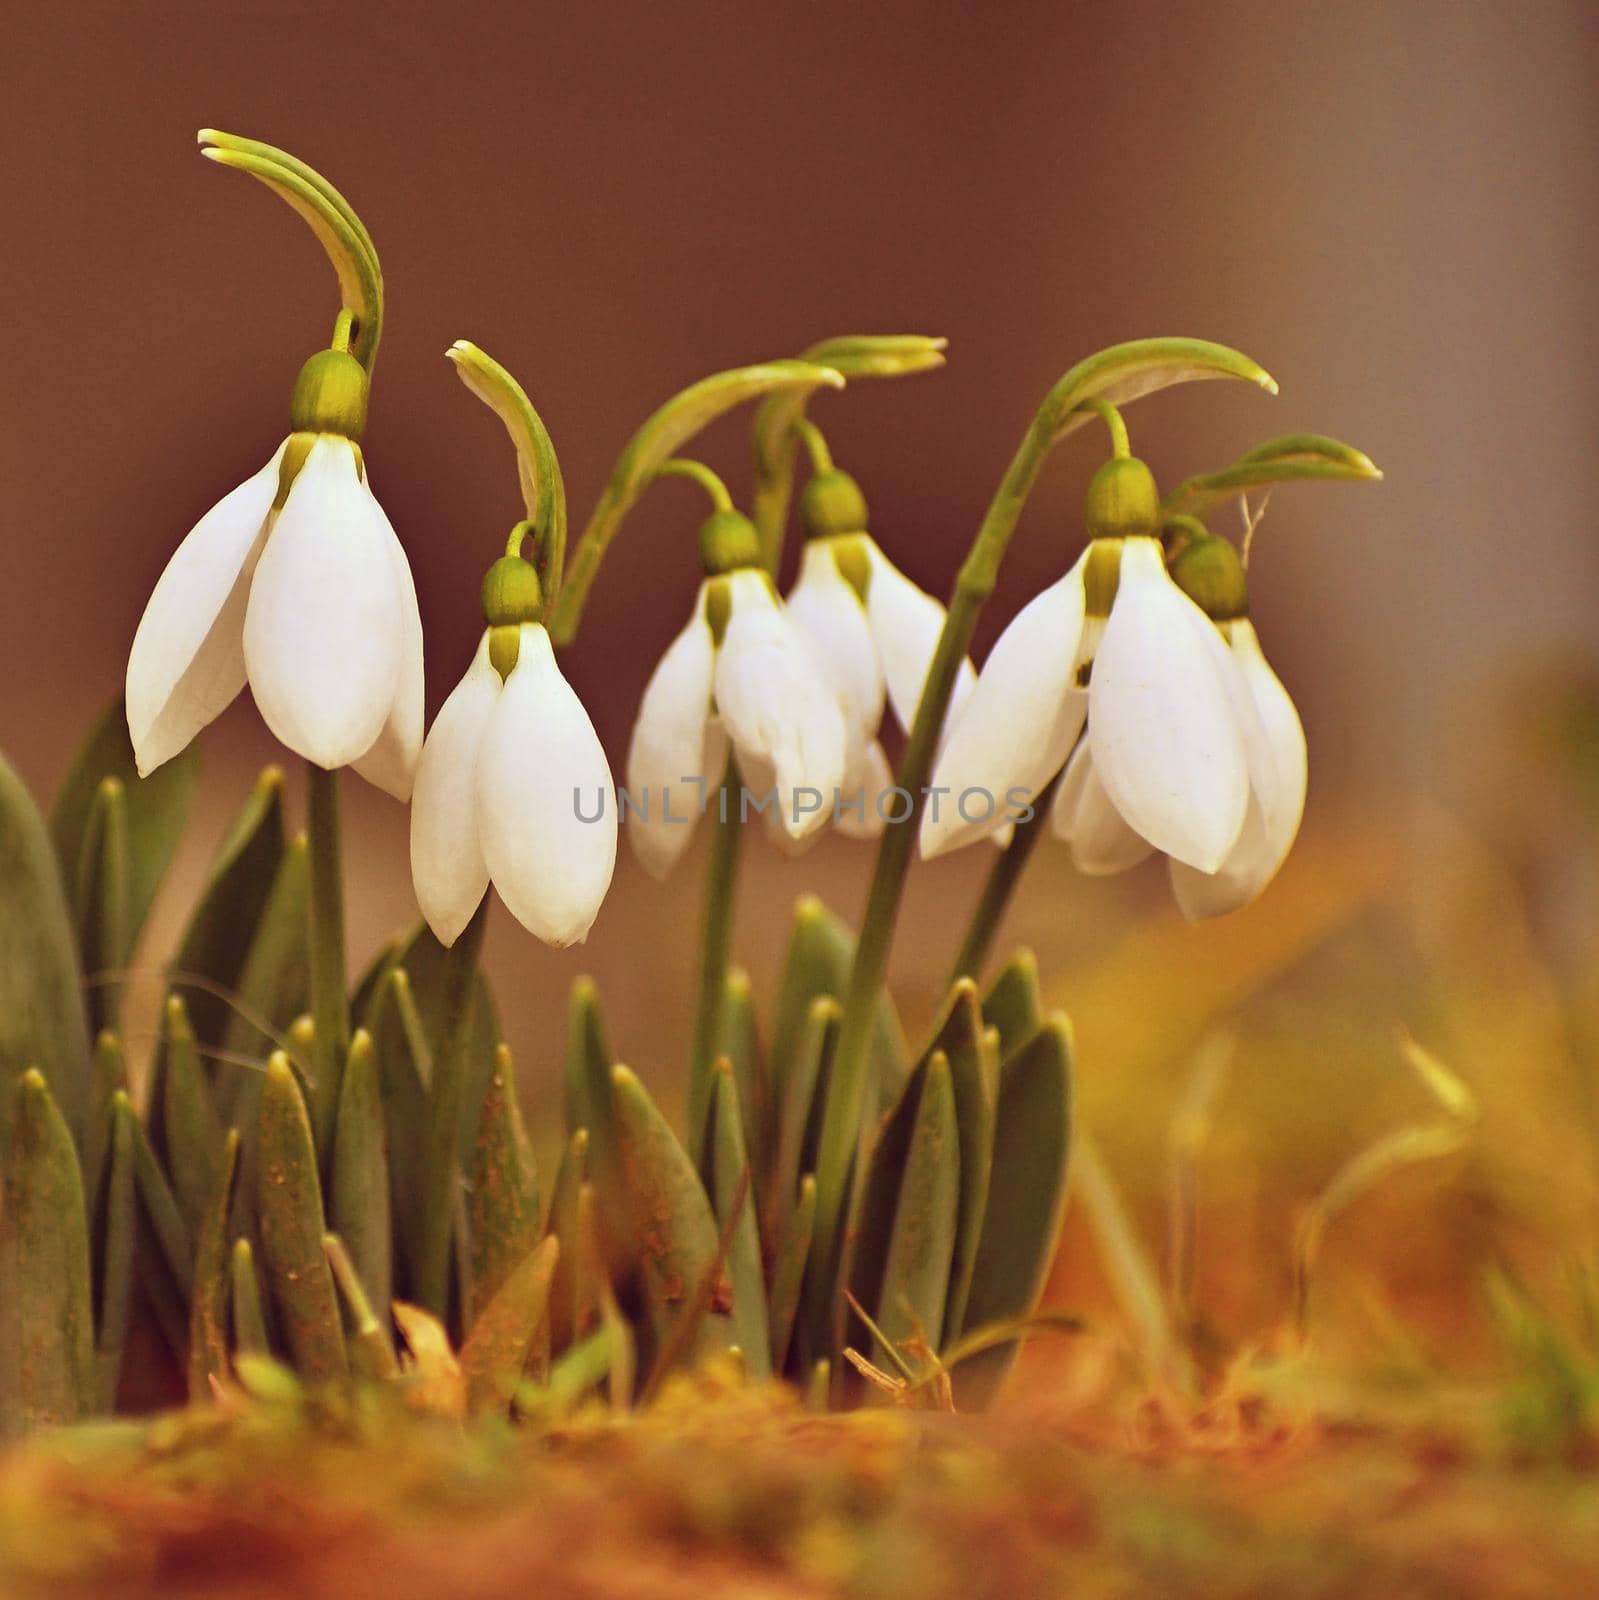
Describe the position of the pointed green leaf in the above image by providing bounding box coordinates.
[460,1234,560,1414]
[957,1016,1073,1407]
[129,1112,193,1299]
[323,1233,397,1380]
[609,1065,730,1358]
[465,1044,540,1327]
[356,923,500,1261]
[72,777,130,1037]
[0,751,90,1147]
[563,976,625,1238]
[716,967,771,1201]
[83,1030,128,1208]
[873,1051,959,1358]
[916,981,997,1344]
[4,1071,94,1426]
[230,1239,268,1358]
[769,1173,815,1376]
[703,1061,770,1380]
[547,1129,589,1349]
[255,1054,345,1381]
[162,994,222,1237]
[331,1029,390,1318]
[771,896,906,1122]
[1161,433,1383,522]
[169,766,286,1053]
[771,996,840,1243]
[91,1093,137,1410]
[51,699,198,970]
[981,948,1043,1064]
[187,1128,241,1400]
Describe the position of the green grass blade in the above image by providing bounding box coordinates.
[768,1173,815,1375]
[161,994,222,1238]
[91,1093,137,1410]
[230,1239,268,1358]
[72,778,129,1037]
[330,1028,391,1318]
[465,1044,540,1328]
[704,1061,770,1379]
[187,1128,241,1400]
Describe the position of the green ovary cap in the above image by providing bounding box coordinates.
[1084,456,1159,540]
[1169,532,1249,622]
[699,509,762,575]
[289,348,369,440]
[801,470,869,539]
[481,554,544,627]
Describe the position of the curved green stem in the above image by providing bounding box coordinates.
[1076,397,1131,459]
[751,335,947,574]
[199,130,383,374]
[447,341,567,604]
[305,763,349,1157]
[652,458,734,514]
[414,896,490,1319]
[686,754,743,1160]
[791,417,834,475]
[801,338,1276,1341]
[947,768,1062,986]
[549,361,846,646]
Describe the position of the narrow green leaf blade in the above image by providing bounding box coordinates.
[91,1093,137,1410]
[465,1044,540,1327]
[957,1016,1074,1407]
[1161,432,1383,521]
[980,949,1043,1064]
[547,1129,589,1349]
[716,967,771,1212]
[51,699,198,968]
[331,1029,391,1317]
[255,1054,346,1381]
[610,1065,729,1359]
[768,1173,815,1375]
[72,778,130,1037]
[704,1061,769,1379]
[230,1239,268,1358]
[0,751,90,1147]
[162,994,222,1237]
[187,1129,241,1400]
[563,977,625,1238]
[5,1071,95,1426]
[459,1234,560,1415]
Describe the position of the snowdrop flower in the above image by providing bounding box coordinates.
[626,509,848,878]
[783,471,976,829]
[922,457,1305,919]
[125,348,423,799]
[410,554,616,947]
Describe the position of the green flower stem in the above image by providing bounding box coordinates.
[790,417,834,475]
[946,767,1062,986]
[804,338,1276,1331]
[413,897,490,1319]
[548,361,846,647]
[750,335,947,574]
[305,763,349,1155]
[652,458,734,513]
[686,754,743,1160]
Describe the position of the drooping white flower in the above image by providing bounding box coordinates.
[782,471,975,840]
[410,601,617,948]
[921,457,1306,919]
[125,350,423,798]
[626,550,848,880]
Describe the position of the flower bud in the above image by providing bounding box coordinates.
[289,348,369,440]
[801,469,869,539]
[1168,532,1249,622]
[481,554,544,627]
[1084,456,1158,540]
[698,509,762,575]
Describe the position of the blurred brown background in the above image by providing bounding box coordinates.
[2,0,1596,1157]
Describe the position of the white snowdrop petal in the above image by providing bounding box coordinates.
[713,572,847,842]
[243,437,404,769]
[479,625,617,946]
[785,540,885,743]
[408,631,497,946]
[919,557,1087,859]
[125,442,285,775]
[1231,619,1307,876]
[1089,539,1248,874]
[837,739,892,840]
[350,484,425,800]
[1049,741,1154,876]
[625,595,722,879]
[863,540,973,743]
